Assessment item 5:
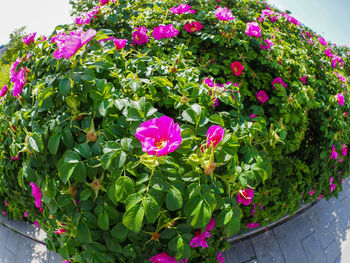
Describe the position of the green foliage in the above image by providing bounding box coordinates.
[1,26,26,64]
[0,0,349,262]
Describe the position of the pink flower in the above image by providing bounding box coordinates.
[256,90,269,103]
[74,6,100,26]
[170,4,195,15]
[10,154,20,160]
[330,184,336,192]
[2,211,6,216]
[331,145,338,159]
[334,72,346,82]
[309,189,315,196]
[250,114,258,121]
[325,48,333,57]
[132,26,149,45]
[217,252,225,263]
[113,39,127,50]
[342,144,348,156]
[22,33,36,45]
[231,61,244,76]
[100,0,109,5]
[207,125,225,148]
[272,77,287,89]
[318,37,327,45]
[135,116,182,157]
[247,222,260,228]
[215,7,235,21]
[4,201,8,206]
[52,29,96,60]
[55,228,66,235]
[245,22,262,38]
[300,75,307,85]
[61,261,70,263]
[34,221,39,228]
[317,194,323,200]
[260,39,274,50]
[152,25,179,40]
[190,218,215,249]
[204,77,214,87]
[282,13,300,25]
[330,177,334,184]
[30,182,42,211]
[0,85,7,98]
[237,188,254,206]
[337,93,345,106]
[24,211,28,218]
[149,252,187,263]
[184,22,203,33]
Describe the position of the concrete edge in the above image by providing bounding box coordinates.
[227,200,319,244]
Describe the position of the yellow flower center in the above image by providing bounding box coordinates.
[155,139,167,149]
[191,26,197,32]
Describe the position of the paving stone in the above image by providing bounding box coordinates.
[224,239,256,263]
[0,224,10,256]
[333,255,341,263]
[273,221,308,263]
[324,240,341,263]
[329,197,350,229]
[301,231,324,263]
[251,231,285,263]
[314,218,337,250]
[5,230,20,255]
[341,197,350,220]
[291,213,314,240]
[48,250,63,263]
[1,248,16,263]
[305,199,337,229]
[15,235,37,263]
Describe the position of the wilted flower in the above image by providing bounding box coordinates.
[217,252,225,263]
[237,188,254,205]
[245,22,262,38]
[135,116,182,156]
[152,25,179,40]
[30,182,42,212]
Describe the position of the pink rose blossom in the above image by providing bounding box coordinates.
[113,39,127,50]
[149,252,187,263]
[55,228,66,235]
[256,90,269,103]
[190,218,215,249]
[52,29,96,60]
[309,189,315,196]
[22,33,36,45]
[24,211,28,218]
[317,194,323,200]
[100,0,109,5]
[337,93,345,106]
[325,48,333,57]
[247,222,260,228]
[231,61,244,76]
[245,22,262,38]
[250,114,258,121]
[34,221,39,228]
[237,188,254,206]
[272,77,287,89]
[334,72,346,82]
[330,184,336,192]
[184,22,203,33]
[30,182,43,211]
[170,4,195,15]
[4,201,8,206]
[318,37,327,45]
[342,144,348,156]
[0,85,8,98]
[132,26,149,45]
[207,125,225,148]
[74,6,100,26]
[300,75,307,85]
[135,116,182,156]
[215,7,235,21]
[2,211,6,216]
[331,145,338,159]
[152,25,179,40]
[217,252,225,263]
[260,38,274,50]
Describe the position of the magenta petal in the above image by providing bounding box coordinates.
[81,29,97,46]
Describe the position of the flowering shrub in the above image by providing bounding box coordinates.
[0,0,350,262]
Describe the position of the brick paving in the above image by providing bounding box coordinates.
[2,178,350,262]
[224,176,350,263]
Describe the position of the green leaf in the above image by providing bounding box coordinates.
[59,78,71,96]
[191,202,211,229]
[76,221,92,243]
[80,189,91,201]
[58,162,75,184]
[176,236,191,261]
[98,211,109,230]
[143,196,160,223]
[209,114,225,126]
[225,208,240,236]
[64,151,81,163]
[166,187,183,211]
[111,223,129,241]
[62,127,73,148]
[28,134,44,153]
[182,108,197,125]
[115,176,134,202]
[59,245,70,259]
[77,143,92,158]
[122,204,144,232]
[73,162,86,182]
[48,133,60,155]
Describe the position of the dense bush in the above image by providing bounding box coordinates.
[0,0,349,262]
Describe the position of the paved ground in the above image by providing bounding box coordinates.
[2,178,350,262]
[224,176,350,263]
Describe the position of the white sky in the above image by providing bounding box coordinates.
[0,0,73,45]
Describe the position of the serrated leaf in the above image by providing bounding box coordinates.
[115,177,134,202]
[122,204,144,232]
[166,187,183,211]
[143,196,160,223]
